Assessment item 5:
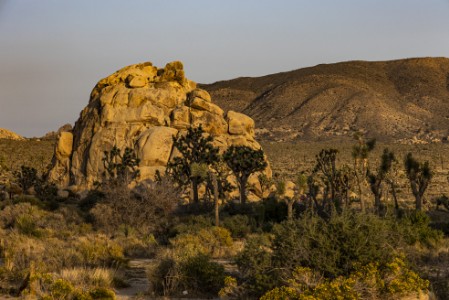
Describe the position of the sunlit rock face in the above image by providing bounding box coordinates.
[48,61,271,199]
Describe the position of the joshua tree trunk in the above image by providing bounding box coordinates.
[286,199,294,220]
[239,175,248,204]
[410,182,422,211]
[415,194,422,211]
[389,180,400,214]
[374,193,382,214]
[211,172,220,226]
[354,171,365,213]
[192,177,199,203]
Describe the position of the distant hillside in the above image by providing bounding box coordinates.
[0,128,25,141]
[202,57,449,142]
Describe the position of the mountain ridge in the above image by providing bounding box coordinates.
[201,57,449,142]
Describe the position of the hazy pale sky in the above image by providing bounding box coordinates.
[1,0,448,137]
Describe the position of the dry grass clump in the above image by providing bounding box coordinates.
[169,226,235,259]
[0,202,125,297]
[58,267,114,289]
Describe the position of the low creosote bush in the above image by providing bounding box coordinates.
[181,253,225,295]
[148,252,225,297]
[236,210,441,298]
[170,226,234,259]
[222,214,252,238]
[260,257,429,300]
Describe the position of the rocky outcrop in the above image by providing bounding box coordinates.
[0,128,25,141]
[49,61,271,199]
[42,123,73,140]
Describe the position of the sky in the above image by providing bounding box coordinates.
[0,0,449,137]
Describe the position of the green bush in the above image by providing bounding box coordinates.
[170,226,234,259]
[237,210,440,298]
[149,256,180,296]
[16,214,42,237]
[261,257,429,300]
[180,253,225,295]
[88,287,116,299]
[222,214,252,238]
[12,195,46,209]
[235,234,275,297]
[74,234,124,267]
[272,211,399,278]
[78,190,104,212]
[173,214,213,235]
[149,252,225,297]
[397,210,443,247]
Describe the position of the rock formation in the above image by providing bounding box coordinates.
[42,123,73,140]
[49,61,271,199]
[0,128,25,141]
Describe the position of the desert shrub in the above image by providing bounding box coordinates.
[396,210,443,247]
[58,267,114,288]
[222,214,252,238]
[271,211,400,279]
[90,178,179,237]
[180,253,225,295]
[176,201,215,215]
[172,214,213,235]
[34,180,58,203]
[148,254,182,296]
[0,203,87,239]
[222,201,258,216]
[218,276,241,299]
[73,234,124,267]
[239,211,438,298]
[261,197,289,224]
[148,252,225,297]
[23,269,117,300]
[11,195,46,209]
[170,226,234,259]
[114,233,157,258]
[88,287,116,299]
[78,190,104,212]
[0,203,46,237]
[0,232,47,280]
[0,230,124,285]
[235,234,275,296]
[260,257,429,300]
[49,278,75,299]
[221,201,272,229]
[14,166,38,193]
[15,214,42,237]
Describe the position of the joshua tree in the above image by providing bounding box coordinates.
[14,166,38,194]
[209,171,220,226]
[404,153,433,211]
[167,125,219,203]
[102,146,140,184]
[367,148,396,215]
[273,172,296,220]
[311,149,353,214]
[351,134,376,212]
[223,145,267,204]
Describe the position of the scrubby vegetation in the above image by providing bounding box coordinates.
[1,131,449,299]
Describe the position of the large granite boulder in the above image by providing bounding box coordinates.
[48,60,271,199]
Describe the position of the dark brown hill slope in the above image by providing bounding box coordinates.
[202,57,449,142]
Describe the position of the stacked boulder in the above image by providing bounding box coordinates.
[48,61,271,200]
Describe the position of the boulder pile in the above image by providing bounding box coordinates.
[48,61,271,200]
